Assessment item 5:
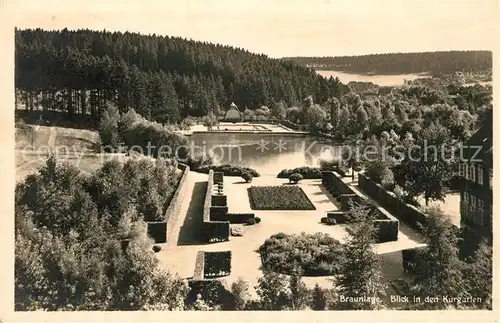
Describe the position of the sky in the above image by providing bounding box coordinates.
[7,0,499,58]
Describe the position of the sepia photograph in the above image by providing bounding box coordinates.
[1,0,498,320]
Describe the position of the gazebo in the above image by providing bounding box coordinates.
[223,102,242,122]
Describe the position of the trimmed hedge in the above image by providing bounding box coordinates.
[209,206,229,219]
[227,213,255,224]
[202,170,230,243]
[147,221,167,243]
[338,194,365,210]
[203,221,230,243]
[373,219,399,243]
[211,194,227,207]
[359,173,428,231]
[277,167,322,179]
[213,171,224,184]
[248,186,316,210]
[204,251,232,278]
[322,171,354,196]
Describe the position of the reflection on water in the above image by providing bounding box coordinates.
[189,133,343,175]
[315,70,426,87]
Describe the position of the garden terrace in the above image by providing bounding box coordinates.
[248,186,316,210]
[358,173,428,232]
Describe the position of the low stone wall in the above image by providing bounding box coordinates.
[358,173,428,231]
[147,163,190,243]
[192,251,205,280]
[164,163,190,221]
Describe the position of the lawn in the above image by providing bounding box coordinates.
[247,185,316,210]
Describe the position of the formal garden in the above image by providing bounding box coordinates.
[248,186,316,210]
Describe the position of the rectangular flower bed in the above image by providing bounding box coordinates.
[248,186,316,210]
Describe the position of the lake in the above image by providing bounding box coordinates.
[316,70,426,86]
[189,133,344,175]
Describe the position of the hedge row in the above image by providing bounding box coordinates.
[338,194,365,210]
[358,173,428,231]
[373,218,399,243]
[277,167,322,179]
[202,170,230,243]
[211,212,255,224]
[196,164,260,177]
[204,251,232,278]
[322,171,355,197]
[322,171,399,242]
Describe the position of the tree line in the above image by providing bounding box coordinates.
[15,28,347,125]
[285,51,492,75]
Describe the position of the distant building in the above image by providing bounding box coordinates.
[458,114,493,249]
[224,102,242,122]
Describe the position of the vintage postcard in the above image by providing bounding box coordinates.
[0,0,498,322]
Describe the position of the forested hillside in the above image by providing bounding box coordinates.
[285,51,492,75]
[15,28,347,125]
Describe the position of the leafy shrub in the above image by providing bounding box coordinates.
[248,186,316,210]
[255,217,261,224]
[152,245,162,253]
[318,158,341,171]
[393,185,404,199]
[196,164,260,177]
[321,216,336,225]
[242,172,254,183]
[185,152,215,170]
[365,160,389,184]
[319,158,347,177]
[259,233,344,276]
[380,168,395,190]
[277,167,322,179]
[288,173,303,184]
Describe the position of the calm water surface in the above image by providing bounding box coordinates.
[189,133,343,175]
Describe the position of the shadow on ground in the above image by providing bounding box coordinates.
[177,181,206,246]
